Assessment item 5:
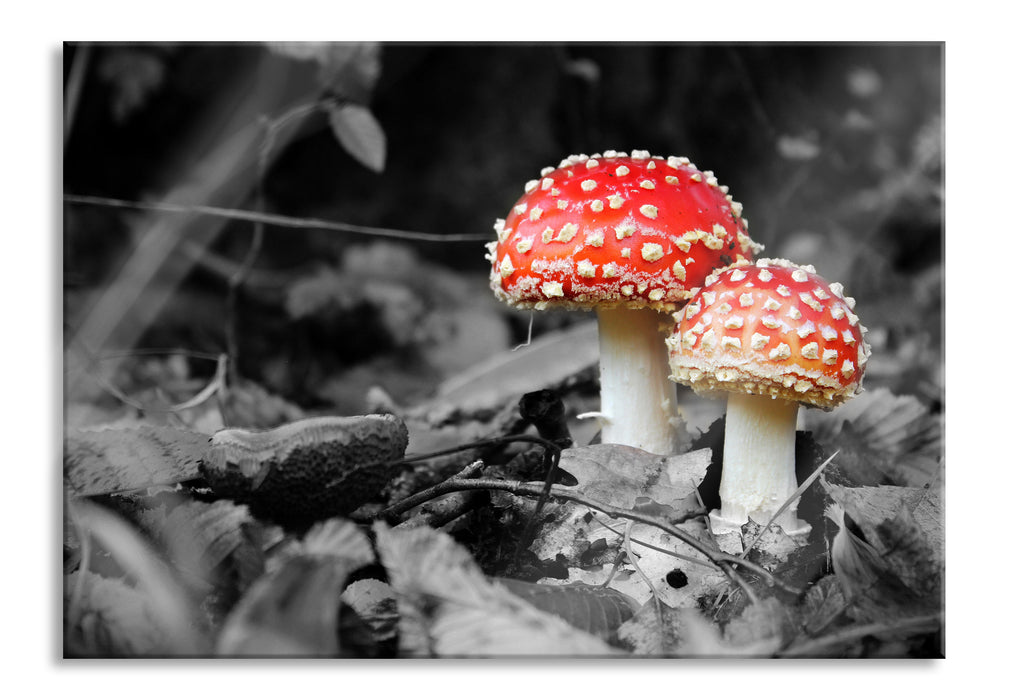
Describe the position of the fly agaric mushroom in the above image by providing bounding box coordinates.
[667,258,869,535]
[488,150,762,454]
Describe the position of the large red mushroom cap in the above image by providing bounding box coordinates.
[487,151,763,313]
[667,258,870,409]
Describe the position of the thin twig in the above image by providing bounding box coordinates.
[590,514,718,570]
[622,520,667,653]
[377,435,566,519]
[63,194,490,243]
[64,43,92,147]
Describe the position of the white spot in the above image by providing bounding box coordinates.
[590,200,604,212]
[640,204,659,219]
[666,175,679,185]
[761,316,782,329]
[541,227,554,244]
[631,149,650,159]
[841,359,855,378]
[829,282,845,297]
[787,307,802,321]
[529,206,543,221]
[616,165,630,177]
[607,194,624,209]
[823,349,839,365]
[557,200,569,210]
[540,166,555,176]
[646,160,657,170]
[542,281,564,298]
[842,329,855,345]
[640,179,655,190]
[615,224,635,240]
[768,343,791,360]
[577,259,596,278]
[540,177,554,191]
[795,321,816,338]
[763,297,781,311]
[516,238,532,254]
[724,315,744,329]
[813,287,830,300]
[701,329,717,350]
[683,303,700,319]
[731,201,744,218]
[675,238,691,253]
[715,302,733,314]
[751,333,770,350]
[648,289,665,301]
[739,293,754,307]
[821,325,838,341]
[621,284,635,296]
[641,242,664,261]
[729,269,747,282]
[801,342,819,359]
[776,285,792,297]
[690,173,703,182]
[758,269,773,283]
[525,180,539,193]
[791,269,808,283]
[702,233,724,250]
[621,248,631,258]
[702,291,716,306]
[558,223,579,242]
[499,254,515,278]
[585,231,605,247]
[602,262,620,278]
[581,180,598,192]
[795,380,813,393]
[722,336,742,351]
[673,260,686,281]
[514,203,527,215]
[586,158,600,169]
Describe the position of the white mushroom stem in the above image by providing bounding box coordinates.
[595,307,678,454]
[708,392,810,536]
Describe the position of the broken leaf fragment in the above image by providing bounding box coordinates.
[64,424,210,496]
[824,480,943,623]
[374,522,620,657]
[216,518,373,656]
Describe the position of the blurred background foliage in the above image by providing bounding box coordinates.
[63,42,942,424]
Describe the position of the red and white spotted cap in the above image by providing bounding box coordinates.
[487,150,763,312]
[667,258,870,409]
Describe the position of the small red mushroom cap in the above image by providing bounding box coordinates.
[667,258,870,409]
[487,151,763,312]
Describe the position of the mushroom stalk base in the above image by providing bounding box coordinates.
[596,307,678,455]
[709,392,810,536]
